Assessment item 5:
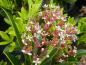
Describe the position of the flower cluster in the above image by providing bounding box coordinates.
[21,5,79,64]
[42,6,66,22]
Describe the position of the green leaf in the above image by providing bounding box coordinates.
[35,0,42,4]
[3,52,21,65]
[0,41,10,45]
[68,17,76,26]
[4,18,12,25]
[0,0,13,10]
[4,42,16,52]
[0,31,10,41]
[78,34,86,44]
[9,42,16,52]
[28,0,33,5]
[68,56,77,61]
[40,46,60,65]
[15,17,26,33]
[78,17,86,33]
[24,55,32,65]
[6,27,16,36]
[76,49,86,58]
[28,0,42,18]
[0,61,7,65]
[2,8,23,49]
[18,7,28,20]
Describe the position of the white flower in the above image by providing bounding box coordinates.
[41,48,45,52]
[57,26,61,31]
[34,23,40,31]
[53,13,56,17]
[73,49,77,54]
[34,33,37,37]
[21,33,26,38]
[22,50,32,56]
[61,40,66,44]
[27,35,33,41]
[58,59,64,63]
[61,17,67,21]
[33,58,41,65]
[22,49,26,53]
[66,34,71,37]
[37,29,42,34]
[22,39,28,45]
[47,22,51,25]
[59,32,65,41]
[27,52,32,56]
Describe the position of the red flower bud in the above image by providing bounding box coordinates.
[61,43,65,48]
[68,50,76,56]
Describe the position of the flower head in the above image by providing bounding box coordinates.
[21,4,79,64]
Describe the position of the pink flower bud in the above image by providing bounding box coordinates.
[44,23,51,30]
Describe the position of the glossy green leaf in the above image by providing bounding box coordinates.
[68,17,76,26]
[2,8,23,49]
[4,18,12,25]
[6,27,16,36]
[0,31,10,41]
[18,7,28,20]
[4,42,16,52]
[78,17,86,33]
[0,41,10,45]
[28,0,42,18]
[15,17,26,33]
